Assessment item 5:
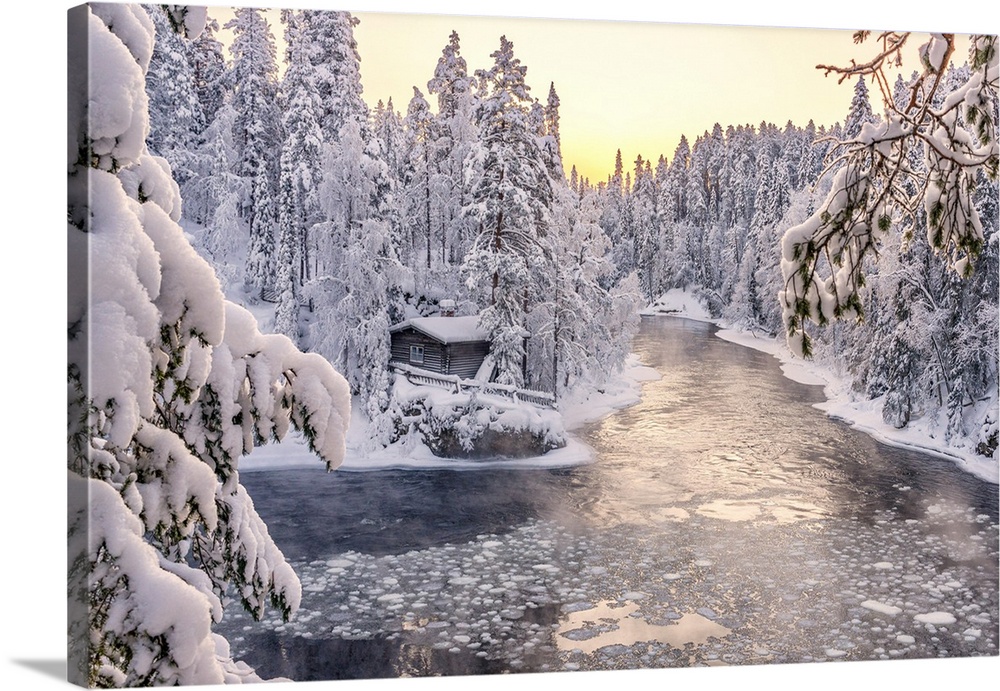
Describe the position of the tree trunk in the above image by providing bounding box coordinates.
[492,181,504,306]
[425,146,432,270]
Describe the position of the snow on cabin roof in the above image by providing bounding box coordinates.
[389,315,488,344]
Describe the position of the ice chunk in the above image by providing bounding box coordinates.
[861,600,902,616]
[915,612,957,625]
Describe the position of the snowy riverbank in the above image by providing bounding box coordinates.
[241,353,661,473]
[651,288,999,485]
[244,285,996,484]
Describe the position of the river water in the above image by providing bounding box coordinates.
[217,316,998,680]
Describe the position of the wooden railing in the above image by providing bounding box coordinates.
[259,288,311,308]
[390,362,556,409]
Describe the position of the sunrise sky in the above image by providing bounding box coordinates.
[209,1,988,183]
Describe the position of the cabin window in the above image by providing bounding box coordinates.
[409,345,425,364]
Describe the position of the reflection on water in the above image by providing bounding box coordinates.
[223,316,998,679]
[571,317,996,530]
[693,498,830,523]
[556,600,731,654]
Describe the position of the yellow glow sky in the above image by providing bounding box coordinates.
[210,1,988,183]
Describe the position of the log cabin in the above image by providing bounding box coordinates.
[388,314,492,380]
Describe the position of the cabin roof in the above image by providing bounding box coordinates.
[389,315,488,345]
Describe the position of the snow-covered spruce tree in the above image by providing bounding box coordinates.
[541,82,563,178]
[371,98,414,268]
[372,97,407,186]
[833,69,932,424]
[733,154,792,332]
[600,149,626,269]
[428,30,473,122]
[225,7,282,298]
[463,36,554,388]
[426,30,478,264]
[191,102,248,289]
[144,4,203,186]
[952,167,999,452]
[795,119,827,190]
[536,182,640,397]
[629,155,658,300]
[303,9,368,140]
[68,6,351,686]
[845,76,879,139]
[779,33,998,357]
[178,14,229,226]
[647,154,675,295]
[308,116,407,430]
[403,86,436,271]
[653,135,701,293]
[705,123,728,223]
[274,9,326,341]
[189,15,227,128]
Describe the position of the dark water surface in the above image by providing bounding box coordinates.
[218,317,998,680]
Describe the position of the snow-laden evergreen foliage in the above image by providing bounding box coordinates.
[463,36,556,387]
[225,7,281,297]
[303,9,368,138]
[307,115,407,423]
[844,76,879,139]
[403,86,436,270]
[144,5,203,185]
[189,103,247,288]
[426,31,479,268]
[780,33,997,358]
[188,16,226,127]
[763,33,998,457]
[273,9,325,341]
[68,6,351,685]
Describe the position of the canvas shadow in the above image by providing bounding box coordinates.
[11,658,66,682]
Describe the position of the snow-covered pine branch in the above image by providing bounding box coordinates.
[780,33,998,357]
[68,6,351,685]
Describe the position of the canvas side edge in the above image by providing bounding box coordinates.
[67,4,91,688]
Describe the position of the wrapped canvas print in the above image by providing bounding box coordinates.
[65,1,998,688]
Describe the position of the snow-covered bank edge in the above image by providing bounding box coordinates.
[640,288,1000,484]
[241,354,662,473]
[560,353,662,429]
[715,328,999,485]
[641,288,715,323]
[240,431,597,472]
[645,287,998,484]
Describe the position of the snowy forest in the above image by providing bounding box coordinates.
[145,6,998,460]
[67,4,997,686]
[150,7,646,453]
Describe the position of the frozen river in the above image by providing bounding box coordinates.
[217,316,998,680]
